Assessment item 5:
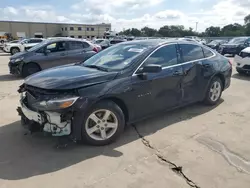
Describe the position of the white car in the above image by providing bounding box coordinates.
[4,38,44,55]
[235,47,250,74]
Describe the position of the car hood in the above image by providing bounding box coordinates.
[222,43,239,48]
[24,65,118,90]
[241,47,250,53]
[10,51,29,59]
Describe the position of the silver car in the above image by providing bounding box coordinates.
[9,38,97,77]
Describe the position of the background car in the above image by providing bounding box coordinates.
[9,38,97,77]
[109,39,126,46]
[18,39,232,146]
[206,40,228,51]
[218,37,250,56]
[92,39,110,49]
[235,47,250,75]
[4,38,44,55]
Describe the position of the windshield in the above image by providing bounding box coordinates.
[27,40,47,52]
[208,40,221,45]
[228,37,247,44]
[82,43,150,71]
[94,40,104,44]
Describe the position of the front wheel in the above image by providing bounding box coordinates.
[21,63,41,78]
[11,47,20,55]
[204,77,223,105]
[81,101,125,146]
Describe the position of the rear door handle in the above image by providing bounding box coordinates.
[203,64,211,68]
[173,71,183,76]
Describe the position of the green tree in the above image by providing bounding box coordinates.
[205,26,221,37]
[141,27,157,37]
[130,28,141,36]
[244,14,250,35]
[221,23,245,36]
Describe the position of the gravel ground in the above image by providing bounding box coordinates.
[0,52,250,188]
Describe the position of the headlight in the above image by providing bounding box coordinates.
[13,57,24,63]
[33,96,79,110]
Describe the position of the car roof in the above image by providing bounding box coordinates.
[45,37,86,42]
[120,39,200,47]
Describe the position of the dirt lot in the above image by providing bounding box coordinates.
[0,53,250,188]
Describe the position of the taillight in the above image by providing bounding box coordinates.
[93,47,98,52]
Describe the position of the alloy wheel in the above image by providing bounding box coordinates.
[209,81,221,102]
[85,109,118,141]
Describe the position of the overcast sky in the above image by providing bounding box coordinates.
[0,0,249,32]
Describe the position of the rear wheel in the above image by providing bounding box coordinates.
[21,63,41,78]
[204,77,223,105]
[81,101,125,146]
[11,47,20,55]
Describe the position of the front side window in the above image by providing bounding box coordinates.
[46,42,66,53]
[68,41,84,50]
[180,44,204,62]
[82,43,150,71]
[143,44,178,67]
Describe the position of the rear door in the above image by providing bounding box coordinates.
[178,43,208,104]
[131,44,184,118]
[66,41,93,63]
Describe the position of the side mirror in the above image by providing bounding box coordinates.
[44,49,50,55]
[140,64,162,73]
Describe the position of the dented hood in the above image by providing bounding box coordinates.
[24,65,118,90]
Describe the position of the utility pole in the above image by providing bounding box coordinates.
[195,22,198,32]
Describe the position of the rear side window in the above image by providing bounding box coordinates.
[143,44,178,67]
[68,41,84,50]
[82,42,90,48]
[180,44,204,62]
[203,47,214,58]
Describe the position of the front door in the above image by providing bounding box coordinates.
[131,44,184,119]
[35,41,69,70]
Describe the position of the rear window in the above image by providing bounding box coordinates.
[68,41,84,50]
[203,47,214,58]
[180,44,204,62]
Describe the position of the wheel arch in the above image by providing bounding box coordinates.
[95,96,129,123]
[213,73,225,90]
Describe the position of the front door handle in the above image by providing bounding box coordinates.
[173,71,183,76]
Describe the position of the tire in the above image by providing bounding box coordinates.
[21,63,41,78]
[203,77,223,105]
[81,100,125,146]
[11,47,20,55]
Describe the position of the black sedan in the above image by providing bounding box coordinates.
[17,39,232,145]
[218,37,250,56]
[206,40,228,51]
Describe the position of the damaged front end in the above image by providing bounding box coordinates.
[17,84,80,137]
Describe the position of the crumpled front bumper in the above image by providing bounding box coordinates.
[8,61,21,75]
[17,96,72,136]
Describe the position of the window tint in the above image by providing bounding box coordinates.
[46,42,66,53]
[68,41,84,50]
[82,42,90,48]
[180,44,204,62]
[203,47,214,58]
[144,44,178,67]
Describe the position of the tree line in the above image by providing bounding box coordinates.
[119,14,250,37]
